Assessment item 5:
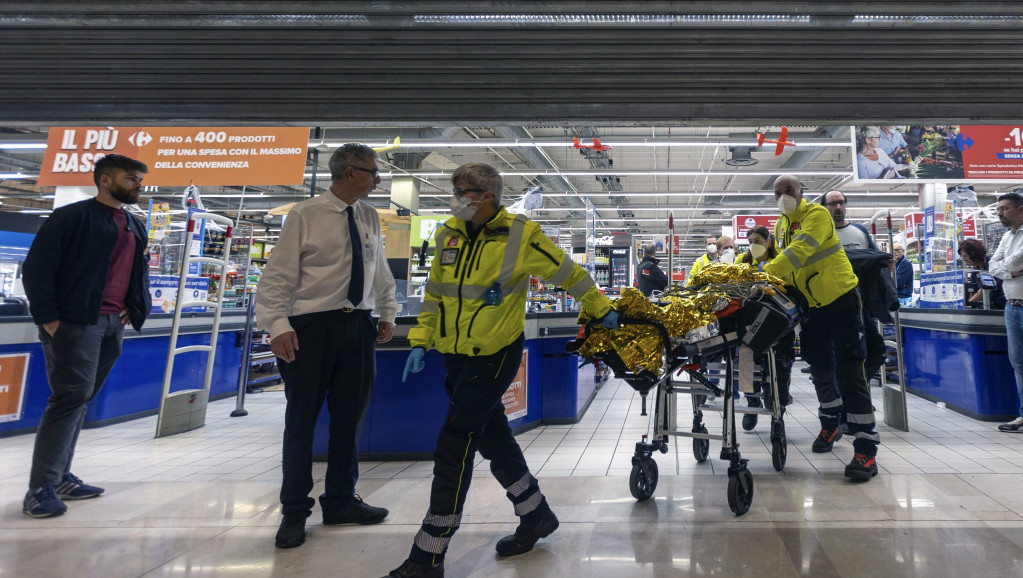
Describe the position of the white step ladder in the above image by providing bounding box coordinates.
[155,212,235,438]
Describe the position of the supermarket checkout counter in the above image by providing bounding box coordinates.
[314,311,600,460]
[0,310,247,437]
[899,308,1016,421]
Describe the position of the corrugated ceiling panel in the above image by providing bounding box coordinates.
[1,4,1022,124]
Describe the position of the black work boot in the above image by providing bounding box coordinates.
[811,427,843,453]
[495,507,560,556]
[844,453,878,480]
[275,515,306,549]
[383,559,444,578]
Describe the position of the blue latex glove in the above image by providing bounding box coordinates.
[601,310,620,330]
[402,347,426,383]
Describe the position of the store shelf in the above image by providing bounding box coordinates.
[247,372,282,386]
[249,351,276,364]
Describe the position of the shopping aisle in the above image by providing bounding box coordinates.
[4,363,1023,577]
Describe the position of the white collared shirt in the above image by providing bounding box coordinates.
[255,193,397,338]
[990,226,1023,299]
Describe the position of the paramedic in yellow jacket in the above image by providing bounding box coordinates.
[387,163,619,578]
[687,236,720,285]
[763,174,879,481]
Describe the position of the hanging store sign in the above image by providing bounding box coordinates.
[38,126,310,187]
[410,216,449,247]
[853,125,1023,183]
[731,215,780,245]
[0,353,30,423]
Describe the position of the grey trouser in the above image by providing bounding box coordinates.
[29,314,124,490]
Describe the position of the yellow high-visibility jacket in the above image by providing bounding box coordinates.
[686,253,714,286]
[408,207,612,356]
[765,198,858,308]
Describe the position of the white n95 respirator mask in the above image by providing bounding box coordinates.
[449,194,478,221]
[777,195,798,215]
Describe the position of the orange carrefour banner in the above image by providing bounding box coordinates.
[38,127,309,187]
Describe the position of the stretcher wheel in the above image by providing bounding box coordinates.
[771,437,787,471]
[727,468,754,516]
[693,426,710,463]
[629,459,658,501]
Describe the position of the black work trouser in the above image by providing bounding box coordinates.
[410,334,543,565]
[278,308,377,519]
[802,289,880,456]
[862,303,886,381]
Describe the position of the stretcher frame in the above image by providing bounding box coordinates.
[591,317,790,516]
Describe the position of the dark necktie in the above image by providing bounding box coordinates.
[346,206,364,307]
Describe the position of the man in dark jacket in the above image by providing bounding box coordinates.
[823,190,888,385]
[894,243,914,299]
[637,244,669,296]
[21,154,151,518]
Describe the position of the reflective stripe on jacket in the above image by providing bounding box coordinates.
[765,198,858,308]
[408,207,612,356]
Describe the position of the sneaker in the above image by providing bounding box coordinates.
[496,507,559,557]
[801,366,812,374]
[998,417,1023,432]
[384,559,444,578]
[844,453,878,480]
[56,473,104,500]
[811,427,843,453]
[323,494,388,525]
[275,515,306,549]
[23,486,67,518]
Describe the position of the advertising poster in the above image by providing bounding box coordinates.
[149,275,210,314]
[250,242,264,260]
[918,270,965,309]
[0,353,30,423]
[502,351,528,420]
[147,200,171,242]
[854,125,1023,183]
[38,126,309,187]
[731,215,780,245]
[904,212,924,244]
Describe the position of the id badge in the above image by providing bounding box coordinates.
[441,248,458,265]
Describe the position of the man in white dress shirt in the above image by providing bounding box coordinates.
[256,143,398,548]
[991,190,1023,433]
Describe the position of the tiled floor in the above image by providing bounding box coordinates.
[4,363,1023,577]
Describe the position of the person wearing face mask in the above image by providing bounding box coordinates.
[687,236,720,286]
[717,235,736,264]
[390,163,618,578]
[737,227,794,433]
[763,174,880,481]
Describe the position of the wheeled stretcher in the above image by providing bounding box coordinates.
[574,285,801,515]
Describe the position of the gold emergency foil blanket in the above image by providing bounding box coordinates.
[690,262,786,291]
[574,266,787,376]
